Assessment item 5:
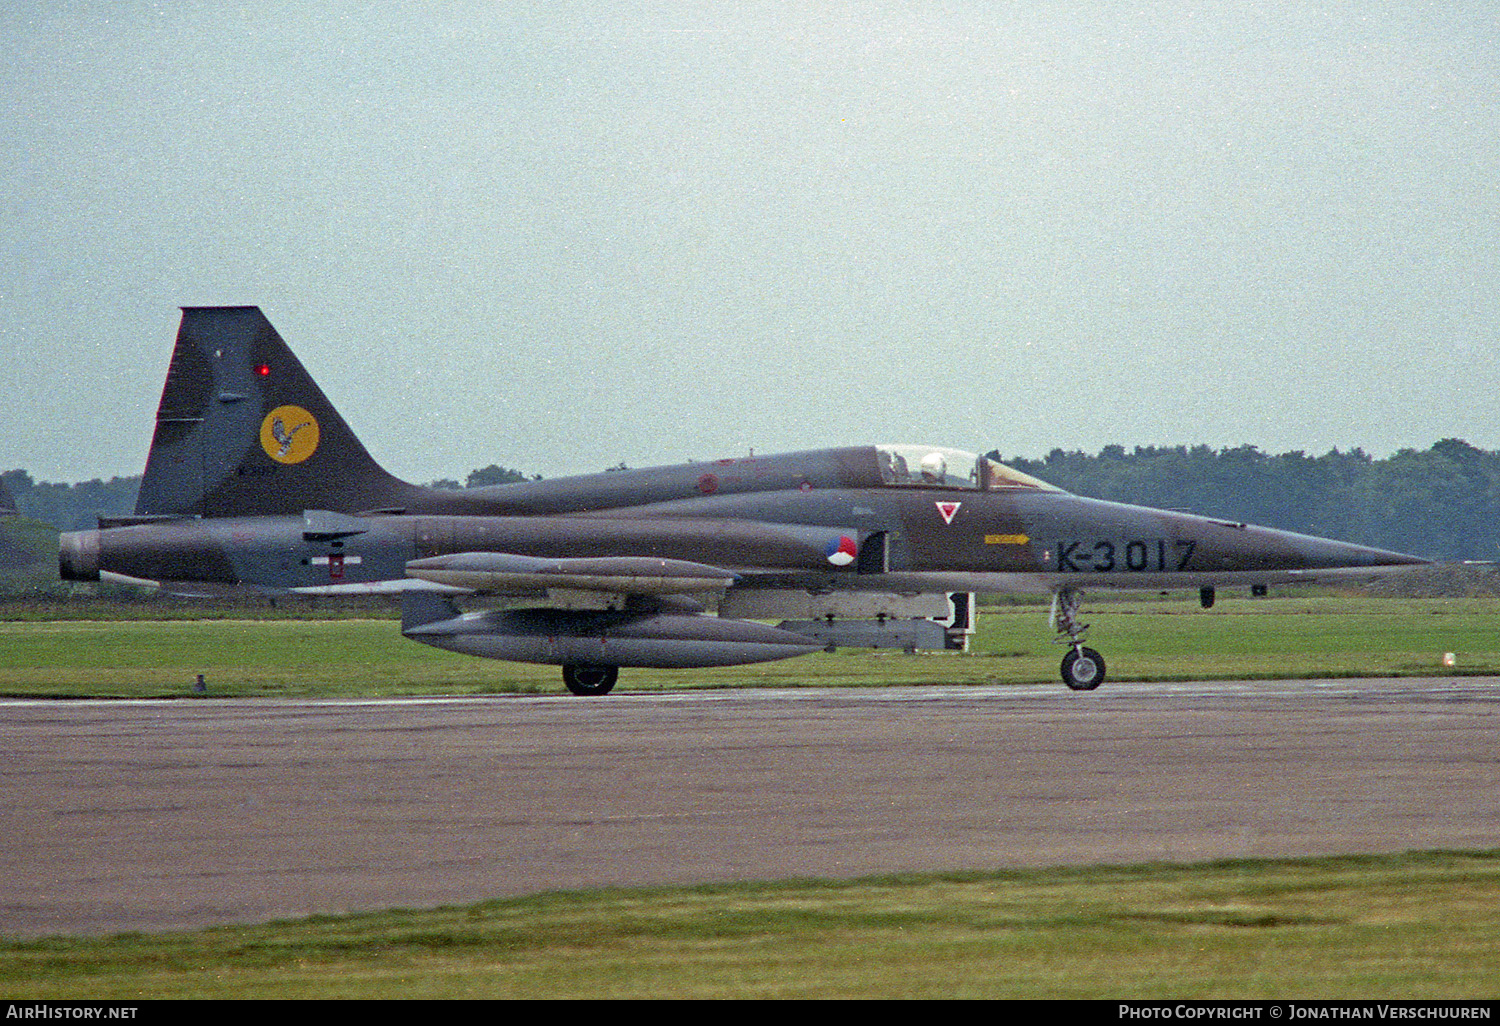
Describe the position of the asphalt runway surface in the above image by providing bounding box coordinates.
[2,678,1497,938]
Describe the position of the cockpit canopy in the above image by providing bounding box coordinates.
[875,445,1062,492]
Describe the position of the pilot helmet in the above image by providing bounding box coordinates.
[919,451,946,482]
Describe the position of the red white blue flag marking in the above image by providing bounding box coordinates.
[826,534,859,566]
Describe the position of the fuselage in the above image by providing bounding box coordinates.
[60,444,1425,596]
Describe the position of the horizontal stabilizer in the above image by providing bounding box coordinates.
[401,590,463,632]
[96,514,185,529]
[406,552,738,595]
[302,509,371,540]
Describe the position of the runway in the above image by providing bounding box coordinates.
[1,678,1496,938]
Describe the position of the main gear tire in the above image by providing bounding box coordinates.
[562,664,619,696]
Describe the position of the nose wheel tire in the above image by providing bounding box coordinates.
[562,664,619,696]
[1061,647,1105,691]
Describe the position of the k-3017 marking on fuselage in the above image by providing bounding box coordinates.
[1055,539,1196,573]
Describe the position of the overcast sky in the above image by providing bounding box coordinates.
[3,2,1497,484]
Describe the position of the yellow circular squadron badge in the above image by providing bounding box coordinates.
[260,405,320,464]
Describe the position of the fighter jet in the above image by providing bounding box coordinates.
[59,307,1427,694]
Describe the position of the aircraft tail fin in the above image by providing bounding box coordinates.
[136,307,423,517]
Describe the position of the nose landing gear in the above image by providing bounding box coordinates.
[1052,588,1105,691]
[1060,645,1106,690]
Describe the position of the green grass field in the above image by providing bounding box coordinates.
[0,594,1495,698]
[2,852,1497,999]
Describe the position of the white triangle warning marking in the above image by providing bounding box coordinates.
[935,501,961,525]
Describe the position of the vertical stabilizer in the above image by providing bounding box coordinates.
[136,307,421,517]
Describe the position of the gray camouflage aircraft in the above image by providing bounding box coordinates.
[59,307,1427,694]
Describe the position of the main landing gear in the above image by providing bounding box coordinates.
[562,664,619,696]
[1052,587,1105,691]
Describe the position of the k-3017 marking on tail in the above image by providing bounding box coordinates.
[59,307,1429,694]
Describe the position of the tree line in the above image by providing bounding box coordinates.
[6,439,1497,560]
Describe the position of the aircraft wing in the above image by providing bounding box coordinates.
[102,569,472,599]
[858,563,1425,597]
[404,552,739,597]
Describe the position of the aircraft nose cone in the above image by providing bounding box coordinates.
[1308,537,1430,568]
[1184,518,1431,575]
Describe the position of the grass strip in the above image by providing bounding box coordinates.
[1,850,1496,999]
[0,596,1496,698]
